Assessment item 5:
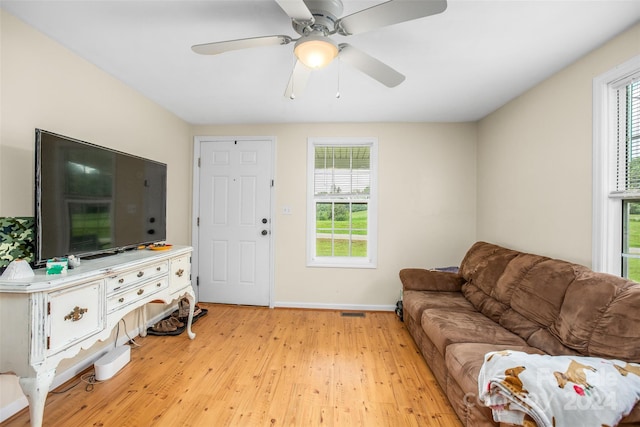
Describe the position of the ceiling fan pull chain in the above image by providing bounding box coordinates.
[290,57,296,99]
[336,59,341,99]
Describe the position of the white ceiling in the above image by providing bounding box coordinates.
[2,0,639,125]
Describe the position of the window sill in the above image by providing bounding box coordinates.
[307,258,377,269]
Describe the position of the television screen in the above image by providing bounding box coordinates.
[35,129,167,266]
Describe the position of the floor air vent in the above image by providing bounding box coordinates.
[341,312,365,317]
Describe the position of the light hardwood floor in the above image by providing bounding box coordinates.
[4,304,462,426]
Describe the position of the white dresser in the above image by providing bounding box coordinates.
[0,245,196,427]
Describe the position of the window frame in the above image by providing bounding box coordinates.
[593,54,640,275]
[306,137,378,269]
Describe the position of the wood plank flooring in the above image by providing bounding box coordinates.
[4,304,462,427]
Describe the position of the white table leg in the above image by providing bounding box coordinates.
[18,369,55,427]
[184,292,196,340]
[139,305,148,337]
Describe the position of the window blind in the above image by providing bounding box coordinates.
[314,146,371,197]
[614,79,640,194]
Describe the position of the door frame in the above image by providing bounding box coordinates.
[191,135,276,307]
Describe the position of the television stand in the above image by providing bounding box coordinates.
[0,245,195,427]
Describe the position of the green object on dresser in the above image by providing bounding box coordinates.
[0,217,35,271]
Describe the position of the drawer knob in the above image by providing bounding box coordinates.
[176,269,184,278]
[64,306,88,322]
[156,282,162,287]
[137,271,145,278]
[118,278,124,284]
[137,289,144,295]
[119,297,125,303]
[156,267,161,271]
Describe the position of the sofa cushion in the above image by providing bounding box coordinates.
[525,329,581,356]
[403,290,476,325]
[400,269,465,292]
[459,242,520,296]
[507,259,577,328]
[550,269,640,362]
[445,342,545,402]
[421,308,526,356]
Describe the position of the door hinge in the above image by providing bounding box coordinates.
[197,217,200,227]
[47,336,51,350]
[271,179,274,187]
[196,276,200,287]
[47,302,51,315]
[198,157,201,167]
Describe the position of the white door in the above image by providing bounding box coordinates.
[197,138,273,306]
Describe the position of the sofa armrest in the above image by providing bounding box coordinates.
[399,268,465,292]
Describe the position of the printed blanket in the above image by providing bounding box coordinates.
[477,350,640,427]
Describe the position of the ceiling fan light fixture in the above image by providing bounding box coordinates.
[294,36,339,69]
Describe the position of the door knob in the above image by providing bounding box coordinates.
[261,230,268,236]
[262,218,268,224]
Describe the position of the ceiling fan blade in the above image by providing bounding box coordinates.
[284,60,312,99]
[275,0,314,23]
[338,43,405,88]
[192,35,293,55]
[336,0,447,35]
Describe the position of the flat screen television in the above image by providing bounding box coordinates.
[35,129,167,266]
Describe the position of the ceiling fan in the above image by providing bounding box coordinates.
[191,0,447,98]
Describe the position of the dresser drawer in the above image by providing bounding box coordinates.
[107,277,168,313]
[106,261,168,294]
[47,280,105,356]
[169,254,191,294]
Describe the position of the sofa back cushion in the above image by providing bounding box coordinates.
[459,242,640,361]
[460,242,569,328]
[549,269,640,361]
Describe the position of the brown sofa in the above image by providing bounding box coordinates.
[400,241,640,426]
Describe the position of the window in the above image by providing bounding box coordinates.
[593,55,640,280]
[618,81,640,280]
[307,138,377,268]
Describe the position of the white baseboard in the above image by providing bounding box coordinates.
[274,302,395,312]
[0,395,28,424]
[0,308,173,422]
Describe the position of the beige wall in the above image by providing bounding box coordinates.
[476,23,640,267]
[192,123,477,307]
